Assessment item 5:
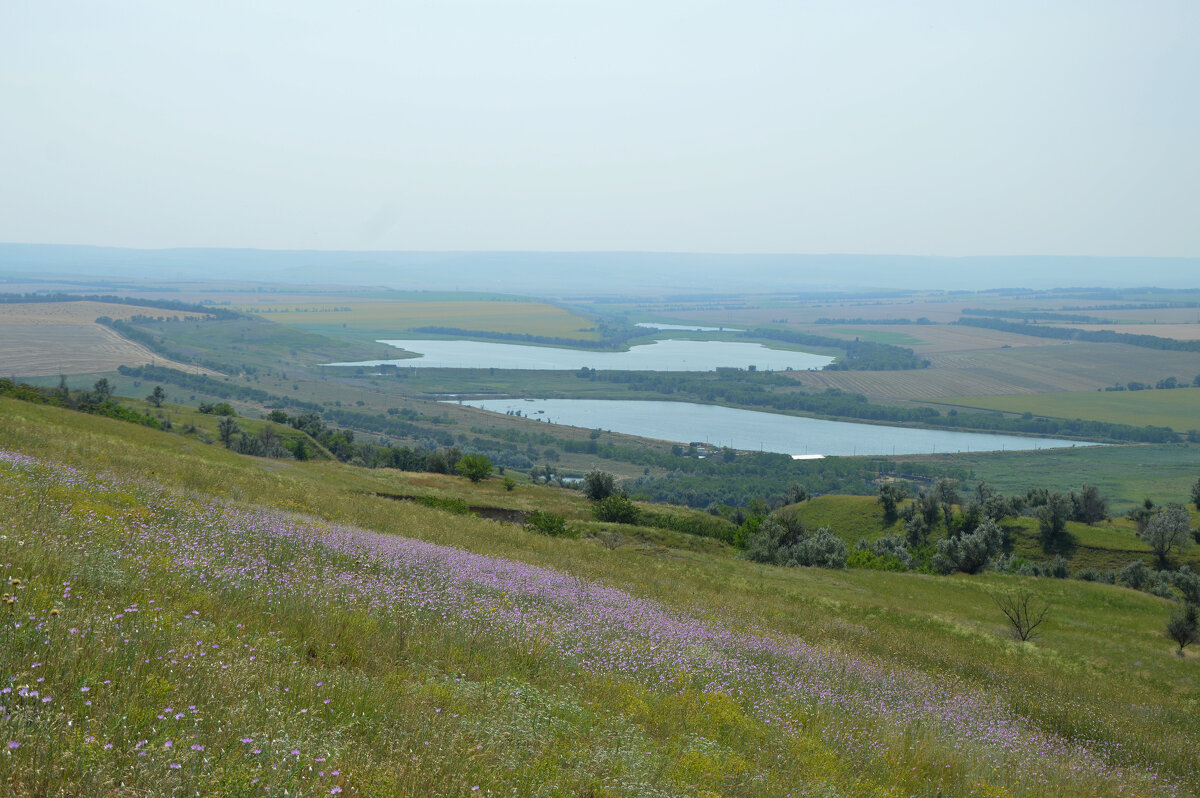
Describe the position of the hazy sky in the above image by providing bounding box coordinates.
[2,1,1197,256]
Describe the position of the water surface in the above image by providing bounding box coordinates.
[634,322,745,332]
[457,398,1094,457]
[328,338,832,371]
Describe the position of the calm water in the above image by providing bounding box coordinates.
[457,398,1095,457]
[634,322,745,332]
[327,338,833,372]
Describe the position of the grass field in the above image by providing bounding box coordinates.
[2,399,1200,795]
[241,300,601,341]
[937,387,1200,433]
[912,443,1200,511]
[782,341,1200,400]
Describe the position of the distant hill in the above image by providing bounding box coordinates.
[2,242,1198,295]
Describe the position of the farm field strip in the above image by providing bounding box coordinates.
[0,301,211,324]
[0,323,215,378]
[935,388,1200,432]
[239,300,601,340]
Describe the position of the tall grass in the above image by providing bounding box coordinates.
[1,400,1198,795]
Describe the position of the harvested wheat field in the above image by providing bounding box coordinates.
[0,302,217,377]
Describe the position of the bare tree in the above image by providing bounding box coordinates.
[992,588,1050,642]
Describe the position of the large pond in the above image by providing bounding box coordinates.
[327,338,833,372]
[455,398,1095,457]
[634,322,745,332]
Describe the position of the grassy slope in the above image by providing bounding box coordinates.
[933,387,1200,433]
[2,400,1199,796]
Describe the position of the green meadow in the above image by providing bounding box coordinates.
[2,399,1199,796]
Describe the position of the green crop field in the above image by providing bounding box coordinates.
[936,387,1200,432]
[240,299,601,341]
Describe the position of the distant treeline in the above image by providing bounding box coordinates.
[956,317,1200,352]
[412,324,640,350]
[1057,303,1200,311]
[117,365,322,413]
[0,292,241,319]
[741,327,927,370]
[961,308,1104,323]
[813,317,934,325]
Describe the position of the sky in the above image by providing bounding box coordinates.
[1,1,1197,257]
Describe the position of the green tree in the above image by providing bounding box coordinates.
[1035,492,1073,550]
[92,378,113,401]
[582,469,616,501]
[1191,477,1200,511]
[217,415,240,447]
[146,385,166,408]
[877,482,909,521]
[933,478,960,529]
[1165,604,1199,656]
[1140,503,1193,567]
[455,453,493,483]
[1071,484,1108,524]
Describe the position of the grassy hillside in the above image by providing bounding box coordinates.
[1,399,1198,796]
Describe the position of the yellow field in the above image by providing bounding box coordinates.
[0,302,215,377]
[0,323,214,377]
[0,300,210,324]
[239,300,600,340]
[935,386,1200,431]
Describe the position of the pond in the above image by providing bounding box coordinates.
[326,338,833,372]
[634,322,745,332]
[454,398,1096,457]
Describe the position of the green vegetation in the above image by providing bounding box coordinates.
[250,299,603,341]
[3,399,1198,795]
[938,388,1200,434]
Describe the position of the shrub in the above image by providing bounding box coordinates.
[1171,566,1200,605]
[746,515,845,569]
[932,518,1004,575]
[593,495,640,525]
[582,470,616,501]
[1118,560,1151,590]
[455,453,493,483]
[867,534,912,570]
[526,510,577,538]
